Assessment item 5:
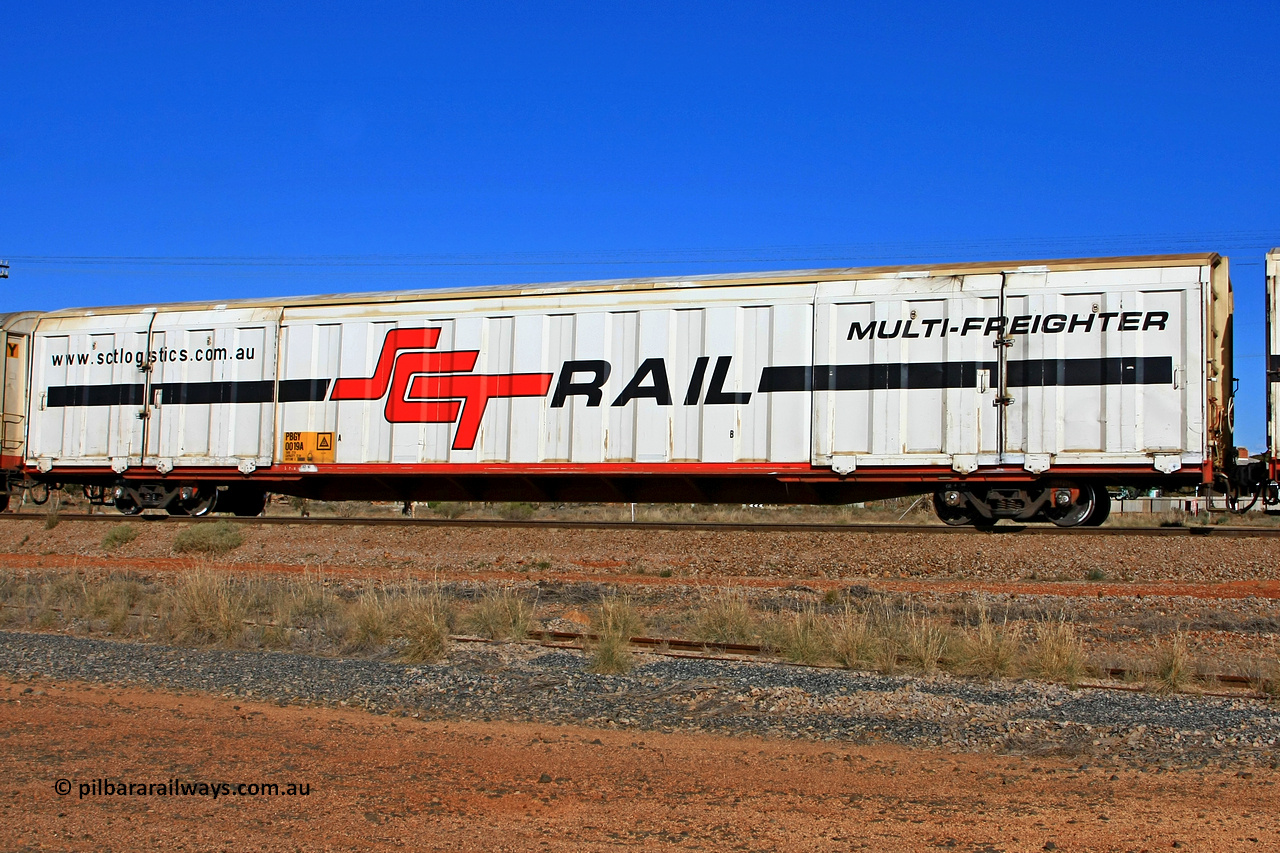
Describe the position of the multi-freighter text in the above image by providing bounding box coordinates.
[848,311,1170,340]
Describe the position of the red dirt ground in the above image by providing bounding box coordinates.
[4,676,1277,852]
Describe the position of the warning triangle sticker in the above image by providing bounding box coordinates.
[316,433,332,451]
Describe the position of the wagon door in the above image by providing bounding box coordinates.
[27,313,156,470]
[999,268,1195,471]
[145,307,282,472]
[812,277,995,473]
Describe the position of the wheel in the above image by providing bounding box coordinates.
[1083,489,1111,526]
[932,492,976,526]
[169,491,217,517]
[188,493,218,517]
[115,496,142,516]
[0,493,9,513]
[1043,484,1097,528]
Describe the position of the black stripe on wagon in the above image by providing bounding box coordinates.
[1007,357,1172,387]
[46,381,282,407]
[46,384,146,408]
[758,356,1174,392]
[45,378,333,408]
[153,380,275,405]
[277,378,332,403]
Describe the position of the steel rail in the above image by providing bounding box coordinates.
[8,608,1266,695]
[471,629,1274,695]
[2,511,1279,537]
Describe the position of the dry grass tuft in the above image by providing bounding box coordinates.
[593,595,644,640]
[590,633,632,674]
[161,571,249,646]
[0,571,47,629]
[697,588,756,644]
[1150,632,1195,694]
[830,604,876,669]
[861,600,907,674]
[773,607,832,665]
[588,595,644,674]
[80,575,153,635]
[45,572,83,606]
[248,572,341,650]
[283,573,341,621]
[464,588,534,641]
[901,608,950,673]
[397,585,454,663]
[173,521,243,556]
[1026,616,1088,687]
[101,524,139,550]
[957,603,1022,679]
[342,589,392,653]
[1239,658,1279,697]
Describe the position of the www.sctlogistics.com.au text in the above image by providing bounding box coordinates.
[55,778,310,799]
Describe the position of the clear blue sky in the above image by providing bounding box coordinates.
[3,2,1278,449]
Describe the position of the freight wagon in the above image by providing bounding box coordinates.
[0,252,1259,526]
[1269,248,1280,488]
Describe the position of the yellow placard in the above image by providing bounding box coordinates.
[282,431,335,463]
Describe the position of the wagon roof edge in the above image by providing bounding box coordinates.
[37,252,1223,317]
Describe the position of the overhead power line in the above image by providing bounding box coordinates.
[4,230,1278,277]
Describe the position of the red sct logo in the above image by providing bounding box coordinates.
[329,328,553,450]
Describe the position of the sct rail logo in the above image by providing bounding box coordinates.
[329,328,552,450]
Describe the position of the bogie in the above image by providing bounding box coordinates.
[933,483,1108,528]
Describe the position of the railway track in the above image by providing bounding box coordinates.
[465,630,1275,696]
[6,602,1269,695]
[3,511,1280,537]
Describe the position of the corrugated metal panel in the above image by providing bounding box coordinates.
[812,263,1208,472]
[144,306,281,469]
[285,285,815,466]
[28,307,280,470]
[1269,249,1280,461]
[28,312,154,466]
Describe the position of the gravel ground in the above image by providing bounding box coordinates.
[4,629,1277,771]
[6,518,1280,583]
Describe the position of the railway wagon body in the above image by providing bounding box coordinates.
[12,253,1235,525]
[1269,248,1280,484]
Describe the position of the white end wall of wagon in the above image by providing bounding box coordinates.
[1269,249,1280,461]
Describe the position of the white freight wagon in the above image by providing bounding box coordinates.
[13,253,1235,525]
[1269,248,1280,485]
